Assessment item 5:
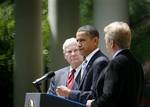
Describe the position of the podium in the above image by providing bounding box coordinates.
[24,93,86,107]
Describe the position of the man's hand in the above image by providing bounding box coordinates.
[56,85,71,97]
[86,99,94,107]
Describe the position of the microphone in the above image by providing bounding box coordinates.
[32,71,55,85]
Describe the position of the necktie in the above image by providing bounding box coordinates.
[67,69,76,89]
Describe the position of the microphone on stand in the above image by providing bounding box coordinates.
[32,71,55,92]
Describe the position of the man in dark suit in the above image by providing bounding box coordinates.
[56,25,108,104]
[87,21,144,107]
[47,37,83,95]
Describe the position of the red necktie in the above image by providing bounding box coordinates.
[67,69,76,89]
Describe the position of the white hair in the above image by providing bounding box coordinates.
[62,37,77,51]
[104,21,131,49]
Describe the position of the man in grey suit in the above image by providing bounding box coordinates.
[47,37,83,95]
[87,21,144,107]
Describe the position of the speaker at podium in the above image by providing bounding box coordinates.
[24,93,86,107]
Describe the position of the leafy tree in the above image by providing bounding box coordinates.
[129,1,150,106]
[0,1,14,106]
[129,0,150,62]
[41,0,51,91]
[41,0,50,74]
[80,0,93,25]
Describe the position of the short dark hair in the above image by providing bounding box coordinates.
[77,25,99,38]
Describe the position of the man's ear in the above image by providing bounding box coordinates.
[110,39,115,49]
[93,37,99,45]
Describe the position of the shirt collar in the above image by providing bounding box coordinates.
[69,65,81,72]
[85,48,99,64]
[69,65,82,78]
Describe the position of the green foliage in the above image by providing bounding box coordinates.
[0,1,14,106]
[129,1,150,106]
[129,0,149,25]
[0,1,14,77]
[41,0,50,70]
[131,25,150,62]
[42,0,49,49]
[80,0,93,25]
[129,0,150,62]
[0,2,14,53]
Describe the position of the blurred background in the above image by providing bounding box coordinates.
[0,0,150,107]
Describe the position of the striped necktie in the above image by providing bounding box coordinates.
[67,69,76,89]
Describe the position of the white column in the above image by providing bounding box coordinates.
[48,0,79,70]
[14,0,43,107]
[94,0,129,57]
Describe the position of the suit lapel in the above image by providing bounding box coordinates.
[79,50,102,89]
[72,69,81,89]
[61,67,70,86]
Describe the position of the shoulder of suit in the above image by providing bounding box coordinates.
[94,56,109,64]
[110,54,129,67]
[94,50,109,60]
[54,66,69,75]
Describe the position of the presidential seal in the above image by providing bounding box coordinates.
[28,99,34,107]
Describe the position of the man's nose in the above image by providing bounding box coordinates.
[71,51,76,55]
[77,43,82,47]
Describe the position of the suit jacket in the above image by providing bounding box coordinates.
[47,66,80,95]
[68,50,108,103]
[92,49,144,107]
